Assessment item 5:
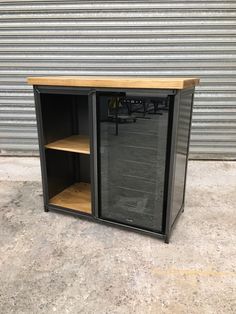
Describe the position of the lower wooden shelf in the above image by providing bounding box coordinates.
[49,182,91,214]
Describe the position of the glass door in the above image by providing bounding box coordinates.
[97,92,169,232]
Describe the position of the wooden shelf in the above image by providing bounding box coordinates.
[45,135,90,154]
[49,182,91,214]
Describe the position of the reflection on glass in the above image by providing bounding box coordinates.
[98,93,169,232]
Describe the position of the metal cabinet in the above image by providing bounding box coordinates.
[29,76,198,242]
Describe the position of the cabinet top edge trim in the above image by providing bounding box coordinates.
[27,76,199,90]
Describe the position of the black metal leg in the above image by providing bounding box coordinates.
[164,235,170,244]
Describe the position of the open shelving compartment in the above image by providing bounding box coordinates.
[40,92,92,214]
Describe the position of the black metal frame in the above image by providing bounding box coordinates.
[167,88,195,241]
[164,87,195,243]
[163,92,181,243]
[34,87,49,212]
[33,85,195,243]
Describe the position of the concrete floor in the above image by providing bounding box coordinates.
[0,157,235,314]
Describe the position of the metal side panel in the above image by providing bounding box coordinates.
[170,88,194,229]
[0,0,235,158]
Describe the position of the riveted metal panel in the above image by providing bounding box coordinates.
[0,0,235,158]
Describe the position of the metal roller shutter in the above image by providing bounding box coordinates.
[0,0,235,158]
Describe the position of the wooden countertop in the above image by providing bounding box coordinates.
[27,76,199,90]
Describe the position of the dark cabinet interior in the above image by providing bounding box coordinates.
[40,93,91,214]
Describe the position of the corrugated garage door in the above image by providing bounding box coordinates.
[0,0,235,158]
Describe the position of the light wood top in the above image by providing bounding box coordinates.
[45,135,90,154]
[27,76,199,89]
[49,182,91,214]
